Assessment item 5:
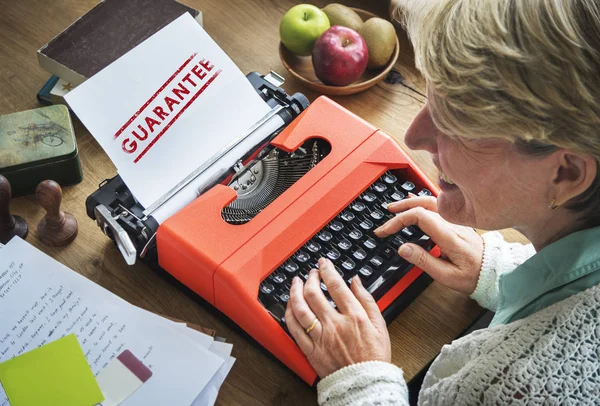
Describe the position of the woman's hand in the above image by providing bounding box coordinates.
[375,195,484,295]
[285,258,391,378]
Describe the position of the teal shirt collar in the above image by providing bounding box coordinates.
[491,226,600,326]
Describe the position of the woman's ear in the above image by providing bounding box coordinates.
[552,150,598,206]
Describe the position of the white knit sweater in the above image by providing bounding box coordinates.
[317,232,600,405]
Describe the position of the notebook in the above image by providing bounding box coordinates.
[37,0,203,86]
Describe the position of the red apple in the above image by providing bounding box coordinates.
[312,26,368,86]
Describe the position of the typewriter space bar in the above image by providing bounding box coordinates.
[366,262,413,300]
[266,302,287,324]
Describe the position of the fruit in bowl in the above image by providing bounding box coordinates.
[312,26,369,86]
[321,3,363,31]
[278,5,400,94]
[358,17,397,69]
[280,4,330,56]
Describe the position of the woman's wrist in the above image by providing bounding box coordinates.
[469,232,507,310]
[317,361,407,405]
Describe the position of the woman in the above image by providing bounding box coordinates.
[285,0,600,404]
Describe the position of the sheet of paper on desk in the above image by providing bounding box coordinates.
[65,12,271,209]
[167,320,236,406]
[0,237,224,406]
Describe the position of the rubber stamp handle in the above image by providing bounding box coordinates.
[36,180,65,227]
[0,175,15,230]
[0,175,28,243]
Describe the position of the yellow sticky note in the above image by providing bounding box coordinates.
[0,334,104,406]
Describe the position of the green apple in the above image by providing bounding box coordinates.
[280,4,330,56]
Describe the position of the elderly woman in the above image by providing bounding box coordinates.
[285,0,600,403]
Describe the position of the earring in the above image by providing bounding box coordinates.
[548,198,560,210]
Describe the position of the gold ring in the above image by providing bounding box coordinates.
[305,318,319,334]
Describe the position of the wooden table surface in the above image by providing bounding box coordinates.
[0,0,528,404]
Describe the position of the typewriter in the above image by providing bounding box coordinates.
[87,72,440,385]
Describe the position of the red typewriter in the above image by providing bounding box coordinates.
[155,96,440,384]
[87,73,439,384]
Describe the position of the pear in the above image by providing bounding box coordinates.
[358,17,397,70]
[321,4,363,31]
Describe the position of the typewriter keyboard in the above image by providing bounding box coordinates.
[258,171,434,326]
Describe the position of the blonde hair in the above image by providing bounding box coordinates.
[395,0,600,159]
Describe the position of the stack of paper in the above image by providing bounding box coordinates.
[0,238,235,406]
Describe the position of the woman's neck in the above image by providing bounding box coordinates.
[516,210,585,252]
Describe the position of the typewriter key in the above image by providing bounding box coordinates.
[382,246,396,259]
[362,192,377,203]
[349,228,363,240]
[383,172,398,184]
[359,218,374,230]
[260,282,275,295]
[401,226,417,239]
[353,248,367,260]
[373,183,387,193]
[391,192,405,201]
[364,238,378,250]
[340,211,355,222]
[418,188,432,197]
[370,209,385,220]
[370,256,384,268]
[341,258,356,271]
[326,248,341,260]
[337,238,352,251]
[318,230,333,242]
[329,221,344,232]
[358,265,373,277]
[400,181,416,193]
[351,201,367,212]
[306,240,322,253]
[390,235,405,248]
[283,261,299,273]
[295,250,310,262]
[270,273,287,284]
[380,200,394,210]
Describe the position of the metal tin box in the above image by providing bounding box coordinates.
[0,105,82,196]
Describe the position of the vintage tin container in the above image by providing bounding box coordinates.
[0,105,82,196]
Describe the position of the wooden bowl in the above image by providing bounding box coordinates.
[279,8,400,96]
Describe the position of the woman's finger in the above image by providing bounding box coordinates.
[374,207,455,247]
[350,277,385,330]
[289,276,321,333]
[386,195,438,213]
[317,258,363,315]
[304,268,338,321]
[397,242,460,287]
[285,303,316,353]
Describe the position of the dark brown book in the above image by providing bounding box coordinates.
[37,0,203,86]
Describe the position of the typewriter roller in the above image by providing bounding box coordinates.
[222,140,330,224]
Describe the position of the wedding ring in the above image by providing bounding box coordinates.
[305,318,319,334]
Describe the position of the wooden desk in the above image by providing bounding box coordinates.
[0,0,527,404]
